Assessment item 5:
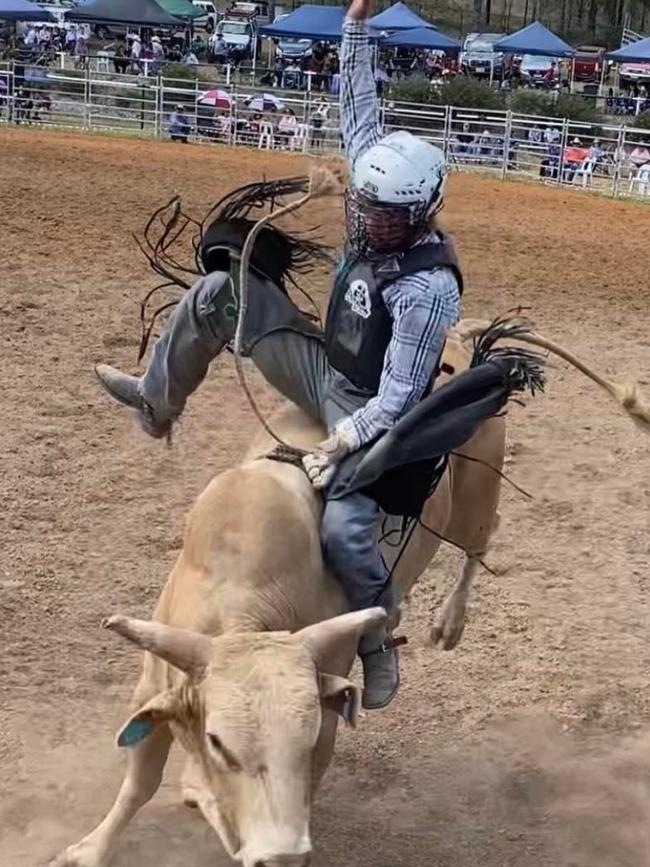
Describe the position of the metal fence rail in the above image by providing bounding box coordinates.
[1,62,649,202]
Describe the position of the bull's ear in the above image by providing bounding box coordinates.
[319,673,362,728]
[116,688,180,748]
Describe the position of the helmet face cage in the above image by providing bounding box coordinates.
[344,188,431,256]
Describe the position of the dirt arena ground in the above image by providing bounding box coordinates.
[2,126,650,867]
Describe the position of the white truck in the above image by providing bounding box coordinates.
[216,2,259,59]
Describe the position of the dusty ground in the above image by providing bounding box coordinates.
[2,126,650,867]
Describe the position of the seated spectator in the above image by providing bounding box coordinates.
[283,61,302,89]
[629,144,650,167]
[588,138,605,162]
[528,124,542,145]
[540,144,561,179]
[544,125,560,145]
[169,104,190,142]
[184,49,199,65]
[113,42,129,74]
[277,107,297,145]
[456,121,474,155]
[563,138,589,180]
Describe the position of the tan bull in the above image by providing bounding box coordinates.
[53,324,648,867]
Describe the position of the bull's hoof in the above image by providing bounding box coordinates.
[48,842,106,867]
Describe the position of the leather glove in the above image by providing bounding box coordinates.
[302,430,352,490]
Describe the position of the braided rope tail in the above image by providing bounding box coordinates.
[234,166,342,452]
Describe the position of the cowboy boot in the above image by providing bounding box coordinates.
[95,364,172,440]
[359,627,402,710]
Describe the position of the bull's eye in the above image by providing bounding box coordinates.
[207,733,223,753]
[206,732,242,772]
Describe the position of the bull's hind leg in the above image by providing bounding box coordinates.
[430,416,505,650]
[51,703,173,867]
[430,554,481,649]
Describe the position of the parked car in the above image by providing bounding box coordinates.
[573,45,606,81]
[272,13,313,61]
[619,62,650,83]
[460,32,506,77]
[217,17,256,57]
[519,53,557,86]
[192,0,218,32]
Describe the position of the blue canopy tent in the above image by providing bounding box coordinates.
[260,5,348,41]
[381,26,459,52]
[370,2,436,32]
[0,0,53,21]
[608,36,650,63]
[494,21,575,57]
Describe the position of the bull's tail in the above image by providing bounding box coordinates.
[452,316,650,434]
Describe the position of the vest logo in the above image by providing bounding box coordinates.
[345,279,371,319]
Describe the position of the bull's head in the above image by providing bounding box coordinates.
[103,608,386,867]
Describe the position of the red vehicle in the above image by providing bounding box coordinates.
[573,45,606,81]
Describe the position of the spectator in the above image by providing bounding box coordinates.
[169,104,190,142]
[230,45,244,68]
[283,60,301,89]
[629,144,650,167]
[167,42,182,62]
[528,124,542,145]
[130,33,142,71]
[277,107,297,146]
[540,144,561,179]
[24,25,37,48]
[563,138,588,180]
[65,24,77,54]
[456,121,474,156]
[151,35,164,60]
[543,61,557,89]
[544,125,560,145]
[209,33,227,65]
[588,138,605,162]
[74,35,88,69]
[113,42,129,74]
[374,62,389,97]
[184,49,199,65]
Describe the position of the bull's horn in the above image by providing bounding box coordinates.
[102,615,212,675]
[298,608,387,667]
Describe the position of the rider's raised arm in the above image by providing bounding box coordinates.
[340,0,382,167]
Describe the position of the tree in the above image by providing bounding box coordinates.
[472,0,483,29]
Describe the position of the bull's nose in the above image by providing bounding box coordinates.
[254,856,311,867]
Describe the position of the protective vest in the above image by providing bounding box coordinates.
[324,235,464,393]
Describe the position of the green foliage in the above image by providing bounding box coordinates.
[163,62,198,81]
[509,89,603,124]
[388,76,506,110]
[632,110,650,130]
[431,76,507,109]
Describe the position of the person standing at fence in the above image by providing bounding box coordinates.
[169,105,190,143]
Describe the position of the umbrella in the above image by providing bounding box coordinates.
[244,93,285,112]
[198,89,232,109]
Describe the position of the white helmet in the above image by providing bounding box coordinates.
[346,131,447,255]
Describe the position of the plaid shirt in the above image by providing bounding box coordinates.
[334,19,461,452]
